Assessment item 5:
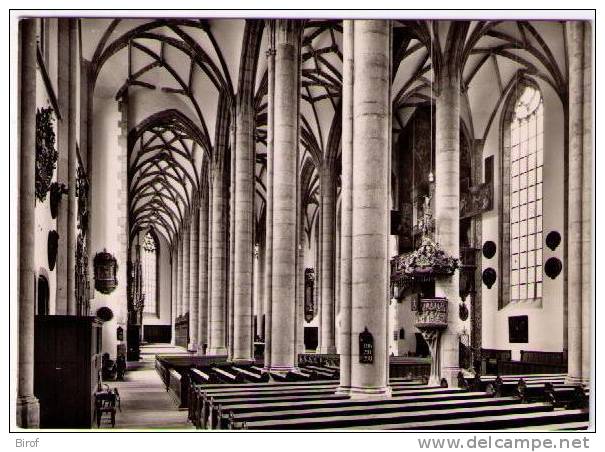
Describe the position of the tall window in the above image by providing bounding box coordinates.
[509,86,543,302]
[142,231,158,315]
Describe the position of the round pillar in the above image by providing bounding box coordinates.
[208,160,228,355]
[566,21,585,384]
[197,190,210,352]
[16,18,40,428]
[319,163,337,354]
[337,19,354,394]
[349,20,391,398]
[263,43,276,369]
[434,70,462,387]
[188,203,200,352]
[270,20,302,371]
[232,99,255,363]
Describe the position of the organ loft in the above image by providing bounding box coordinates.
[14,15,593,431]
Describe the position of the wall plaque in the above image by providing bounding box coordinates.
[359,327,374,364]
[47,230,59,271]
[117,326,124,341]
[508,315,529,343]
[544,257,562,279]
[304,268,315,323]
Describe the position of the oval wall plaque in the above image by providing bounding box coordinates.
[544,257,563,279]
[482,267,497,289]
[482,241,497,259]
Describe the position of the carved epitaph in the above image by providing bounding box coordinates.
[304,268,315,323]
[359,327,374,364]
[509,315,529,343]
[93,250,118,295]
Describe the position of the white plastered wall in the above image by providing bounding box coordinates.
[481,79,565,359]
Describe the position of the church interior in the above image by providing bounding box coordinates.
[14,16,593,431]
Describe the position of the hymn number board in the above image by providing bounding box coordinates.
[359,327,374,364]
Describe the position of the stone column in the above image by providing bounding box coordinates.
[263,43,276,369]
[66,20,78,315]
[209,159,228,355]
[270,20,302,371]
[434,69,462,387]
[581,22,592,384]
[227,122,236,360]
[319,162,337,354]
[255,243,265,340]
[566,21,589,384]
[171,247,178,345]
[232,98,255,362]
[55,19,70,314]
[296,237,305,354]
[177,234,184,317]
[188,202,200,352]
[182,223,191,320]
[198,190,210,352]
[17,18,40,429]
[206,179,214,348]
[337,19,354,394]
[349,20,392,398]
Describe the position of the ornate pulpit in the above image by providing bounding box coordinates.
[414,297,448,385]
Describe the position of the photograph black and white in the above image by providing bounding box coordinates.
[10,10,595,434]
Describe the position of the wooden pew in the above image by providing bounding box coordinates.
[545,383,589,409]
[222,393,506,428]
[211,367,245,384]
[190,368,215,384]
[237,401,555,430]
[342,409,589,431]
[231,366,270,383]
[209,388,464,428]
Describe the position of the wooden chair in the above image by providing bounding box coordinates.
[95,386,121,427]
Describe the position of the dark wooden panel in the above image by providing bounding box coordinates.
[34,315,102,428]
[144,324,171,343]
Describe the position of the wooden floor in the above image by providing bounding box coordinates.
[97,343,193,430]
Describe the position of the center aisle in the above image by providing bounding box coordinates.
[98,343,194,430]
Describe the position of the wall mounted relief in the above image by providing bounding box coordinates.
[359,327,374,364]
[459,301,469,321]
[96,306,114,322]
[47,230,59,271]
[545,231,561,251]
[304,268,315,323]
[49,182,68,219]
[544,257,563,279]
[35,106,57,202]
[509,315,529,343]
[94,249,118,294]
[482,267,497,289]
[482,240,496,259]
[76,165,89,233]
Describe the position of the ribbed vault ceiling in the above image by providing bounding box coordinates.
[83,18,569,249]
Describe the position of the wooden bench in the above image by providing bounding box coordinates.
[231,366,270,383]
[458,371,566,394]
[211,367,244,384]
[341,409,589,431]
[480,349,511,375]
[544,383,589,409]
[236,401,555,430]
[201,384,465,430]
[501,351,568,375]
[221,393,500,429]
[168,369,188,408]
